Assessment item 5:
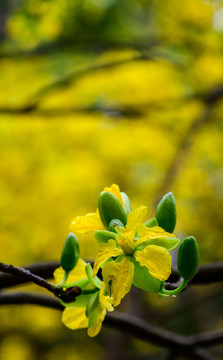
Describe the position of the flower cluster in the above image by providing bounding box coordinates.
[54,184,199,336]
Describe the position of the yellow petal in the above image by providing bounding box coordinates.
[134,245,171,281]
[104,184,124,206]
[93,239,123,276]
[99,282,114,312]
[62,307,88,330]
[136,225,175,247]
[126,206,147,231]
[70,210,104,234]
[102,256,134,307]
[87,305,106,337]
[54,259,87,284]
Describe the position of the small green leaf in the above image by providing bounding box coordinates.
[177,236,199,280]
[98,191,127,228]
[136,237,180,252]
[156,192,176,233]
[132,258,161,292]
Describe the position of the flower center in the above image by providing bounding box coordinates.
[116,235,135,255]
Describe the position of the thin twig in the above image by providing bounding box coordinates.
[0,262,57,295]
[0,261,60,290]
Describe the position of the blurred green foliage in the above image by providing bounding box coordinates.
[0,0,223,359]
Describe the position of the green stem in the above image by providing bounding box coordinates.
[59,278,89,289]
[82,288,98,295]
[85,263,101,288]
[57,271,69,287]
[159,278,189,296]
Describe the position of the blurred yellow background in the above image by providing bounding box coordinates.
[0,0,223,359]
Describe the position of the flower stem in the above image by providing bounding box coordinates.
[159,278,189,296]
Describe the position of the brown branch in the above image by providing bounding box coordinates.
[1,261,223,291]
[0,261,60,290]
[0,291,222,358]
[0,262,87,303]
[0,291,63,310]
[0,262,57,294]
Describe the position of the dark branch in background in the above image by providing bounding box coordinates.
[0,99,181,117]
[153,85,223,205]
[0,83,222,121]
[0,291,63,310]
[0,54,153,115]
[1,260,223,291]
[0,291,221,359]
[0,1,11,43]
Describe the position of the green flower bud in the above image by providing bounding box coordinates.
[144,217,158,228]
[61,233,80,272]
[98,191,127,228]
[121,192,132,214]
[108,219,124,233]
[177,236,199,280]
[156,192,176,233]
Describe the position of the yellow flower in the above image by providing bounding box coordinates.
[54,261,114,337]
[70,184,124,234]
[93,206,177,306]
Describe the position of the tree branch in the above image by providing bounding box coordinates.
[0,291,222,358]
[0,291,63,310]
[1,261,222,291]
[0,261,60,290]
[0,262,57,295]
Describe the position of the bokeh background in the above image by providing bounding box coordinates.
[0,0,223,359]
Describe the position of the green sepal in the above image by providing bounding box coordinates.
[144,217,158,228]
[177,236,199,280]
[136,237,180,252]
[121,192,132,214]
[131,258,161,292]
[94,230,117,244]
[61,233,80,272]
[156,192,176,233]
[108,219,124,233]
[98,191,127,228]
[86,292,99,324]
[60,293,93,308]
